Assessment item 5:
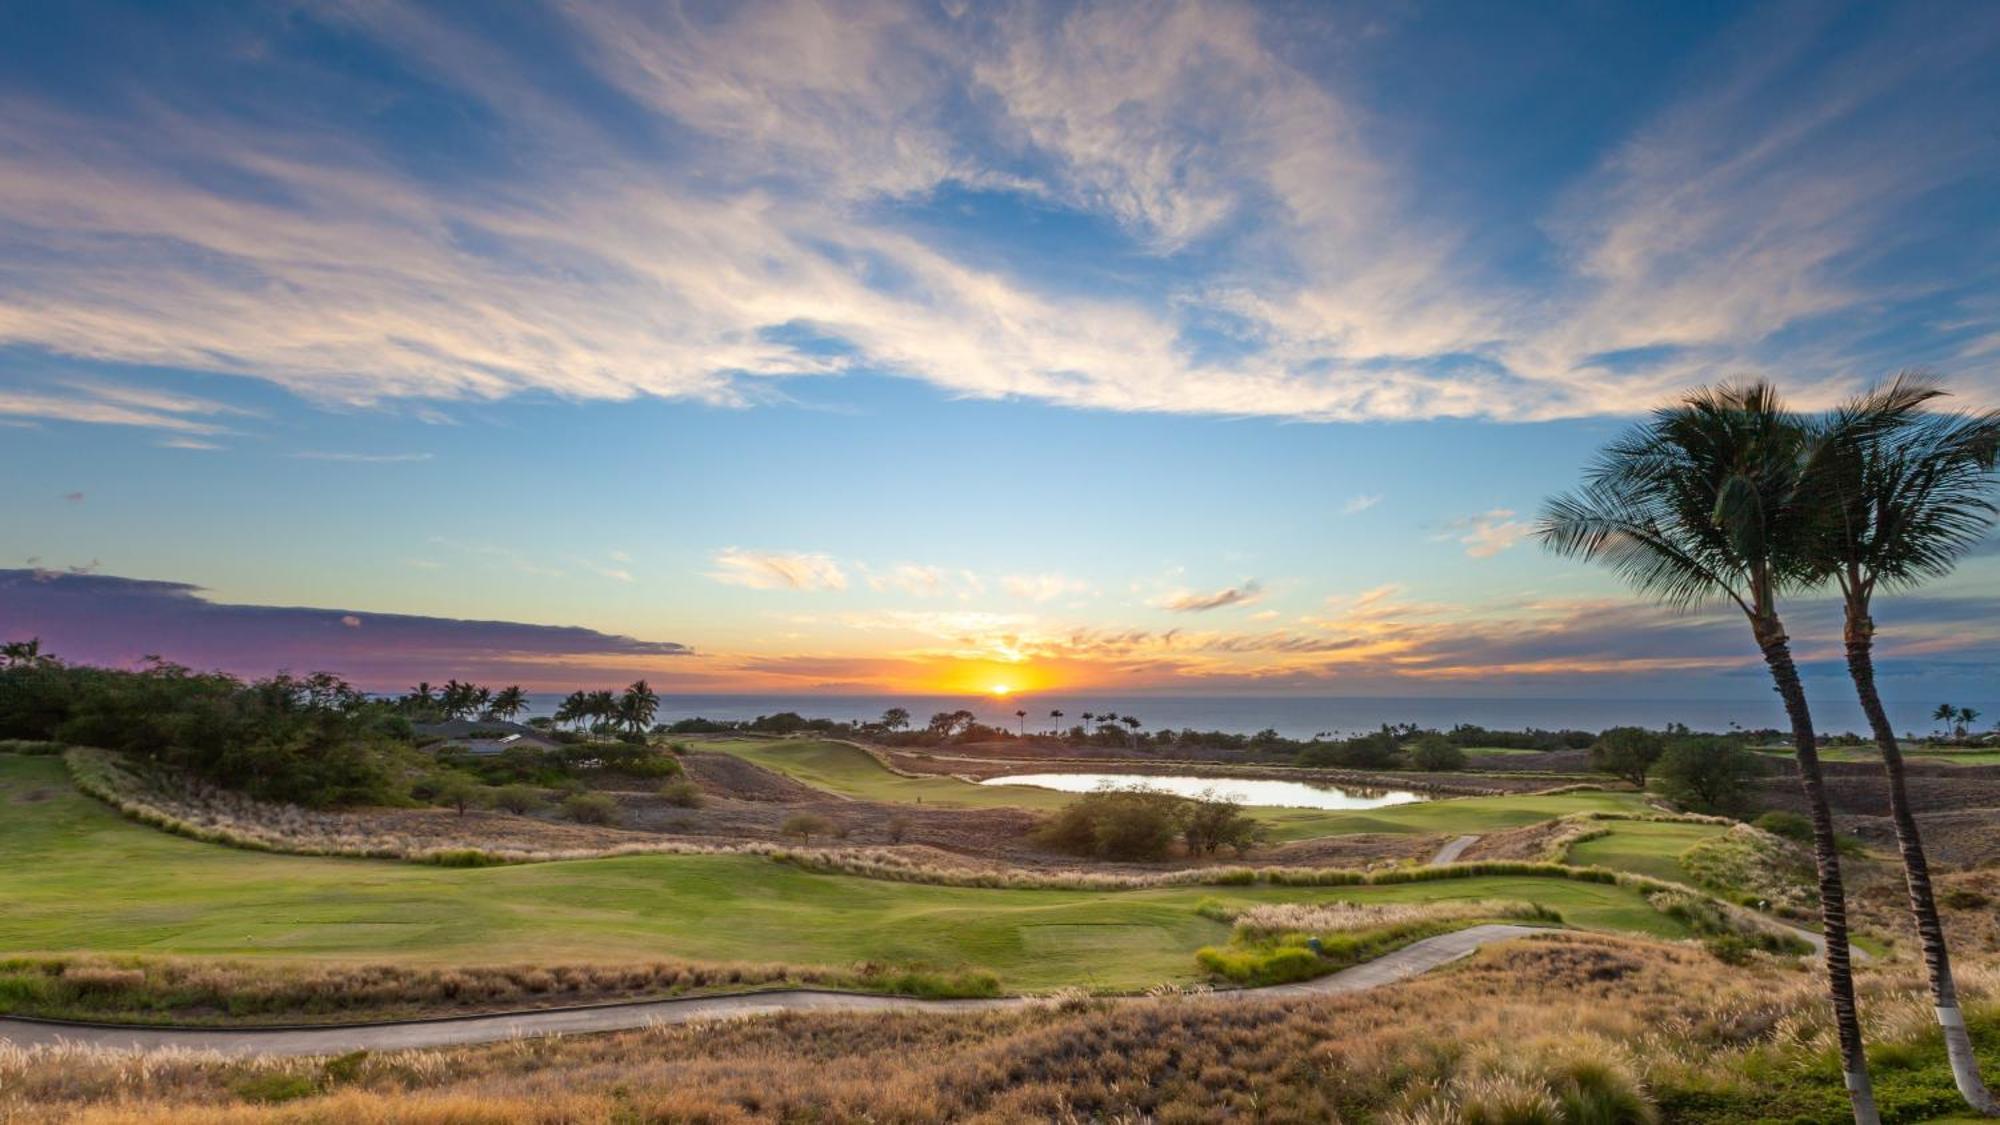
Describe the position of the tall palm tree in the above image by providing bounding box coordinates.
[1049,709,1064,736]
[619,680,659,736]
[1959,707,1982,740]
[1539,381,1879,1124]
[490,685,530,722]
[1933,703,1959,739]
[553,691,584,732]
[1807,374,2000,1114]
[1014,708,1027,736]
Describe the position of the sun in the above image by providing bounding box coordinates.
[989,683,1014,696]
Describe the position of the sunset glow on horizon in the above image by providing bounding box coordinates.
[2,2,1997,709]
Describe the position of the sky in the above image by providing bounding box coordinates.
[2,0,1999,709]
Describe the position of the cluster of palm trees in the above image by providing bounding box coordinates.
[1539,374,1998,1123]
[405,680,529,722]
[1931,703,1987,741]
[552,681,659,737]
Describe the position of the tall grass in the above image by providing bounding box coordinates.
[4,936,1992,1124]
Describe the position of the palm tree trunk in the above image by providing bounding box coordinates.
[1846,609,1999,1115]
[1756,616,1880,1125]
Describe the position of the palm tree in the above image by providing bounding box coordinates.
[1958,707,1982,740]
[1807,375,2000,1114]
[1121,715,1142,747]
[439,679,478,720]
[490,685,529,722]
[1049,709,1064,736]
[1014,709,1027,736]
[619,680,659,736]
[553,691,585,732]
[1538,381,1879,1123]
[1934,703,1959,739]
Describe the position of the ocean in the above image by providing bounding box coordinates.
[515,693,1995,741]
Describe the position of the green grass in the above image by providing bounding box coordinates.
[702,738,1657,841]
[1565,820,1729,885]
[1755,745,2000,766]
[0,754,1687,993]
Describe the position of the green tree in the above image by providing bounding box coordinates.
[1653,738,1761,815]
[489,685,529,722]
[1589,727,1665,788]
[1807,375,2000,1112]
[1408,734,1467,772]
[432,773,485,818]
[1539,381,1879,1122]
[880,707,910,731]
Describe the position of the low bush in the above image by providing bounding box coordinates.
[491,784,545,814]
[781,813,835,843]
[1751,809,1810,841]
[560,793,620,826]
[658,779,704,808]
[1194,943,1322,986]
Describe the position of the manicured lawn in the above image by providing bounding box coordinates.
[0,755,1686,992]
[1565,820,1728,884]
[1755,746,2000,766]
[701,738,1074,809]
[701,739,1658,841]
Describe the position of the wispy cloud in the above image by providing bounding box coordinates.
[709,548,848,592]
[1001,572,1091,603]
[1341,493,1381,515]
[1443,509,1535,559]
[291,451,435,464]
[863,563,984,599]
[0,385,237,434]
[1,3,1987,427]
[1155,579,1264,613]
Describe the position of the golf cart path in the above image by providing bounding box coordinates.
[1427,834,1479,865]
[0,924,1543,1057]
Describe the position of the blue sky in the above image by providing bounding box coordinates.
[2,0,1998,707]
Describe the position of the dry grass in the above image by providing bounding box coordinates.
[1226,898,1545,941]
[6,934,1994,1123]
[0,954,1002,1025]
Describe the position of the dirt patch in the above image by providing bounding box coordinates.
[9,785,58,805]
[682,751,835,803]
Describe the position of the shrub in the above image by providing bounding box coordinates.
[560,793,620,826]
[1181,790,1264,855]
[1193,943,1321,986]
[1751,810,1811,842]
[885,814,912,844]
[492,784,545,814]
[658,779,704,808]
[1943,887,1991,910]
[1032,786,1187,861]
[232,1073,318,1105]
[1409,734,1468,772]
[782,813,835,843]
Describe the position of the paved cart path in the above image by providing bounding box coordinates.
[1428,834,1480,864]
[0,924,1545,1057]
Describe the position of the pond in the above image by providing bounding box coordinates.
[978,772,1429,810]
